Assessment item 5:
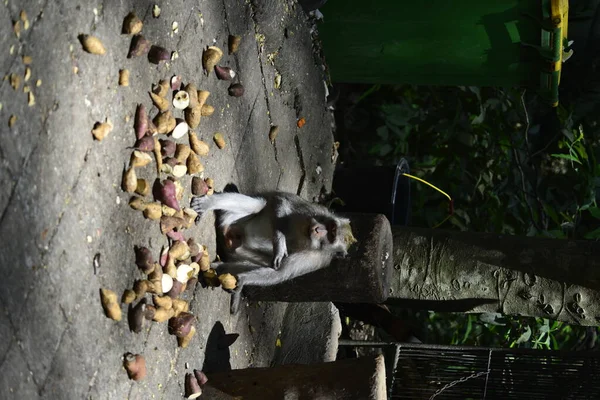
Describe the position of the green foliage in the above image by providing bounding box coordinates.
[339,84,600,349]
[343,84,600,237]
[418,312,593,350]
[340,86,600,238]
[552,125,586,165]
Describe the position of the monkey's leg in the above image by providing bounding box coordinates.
[190,193,266,214]
[190,193,267,225]
[269,196,300,269]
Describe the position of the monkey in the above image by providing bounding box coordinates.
[191,191,352,267]
[190,191,356,314]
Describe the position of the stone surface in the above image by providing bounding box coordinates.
[0,0,339,398]
[273,302,342,365]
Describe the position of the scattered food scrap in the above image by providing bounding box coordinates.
[269,125,279,143]
[123,353,146,381]
[118,69,129,86]
[229,34,241,54]
[202,46,223,74]
[91,120,113,141]
[122,12,143,35]
[79,34,106,55]
[228,83,244,97]
[213,132,226,149]
[152,4,161,18]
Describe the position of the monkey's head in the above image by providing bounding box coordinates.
[309,216,356,257]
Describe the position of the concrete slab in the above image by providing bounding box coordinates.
[0,0,340,398]
[0,340,40,400]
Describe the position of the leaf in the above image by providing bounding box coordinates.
[376,125,389,140]
[560,211,575,224]
[453,209,471,225]
[461,316,473,344]
[467,86,481,99]
[387,123,403,137]
[561,128,575,142]
[550,334,559,350]
[480,312,505,326]
[584,227,600,239]
[367,145,380,155]
[550,320,562,332]
[576,124,585,141]
[551,153,582,164]
[471,107,486,125]
[381,103,413,127]
[484,97,502,110]
[579,203,590,211]
[477,183,486,196]
[573,143,588,161]
[379,143,392,156]
[546,229,566,239]
[538,319,550,334]
[542,203,561,225]
[355,84,381,104]
[515,326,532,344]
[449,216,467,231]
[589,207,600,220]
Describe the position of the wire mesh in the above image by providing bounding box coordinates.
[339,341,600,400]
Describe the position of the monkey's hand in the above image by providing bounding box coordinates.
[272,230,288,270]
[272,252,288,270]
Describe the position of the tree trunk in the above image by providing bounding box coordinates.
[198,385,240,400]
[207,355,387,400]
[390,227,600,325]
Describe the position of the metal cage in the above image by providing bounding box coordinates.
[339,341,600,399]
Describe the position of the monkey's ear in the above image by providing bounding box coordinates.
[339,219,357,247]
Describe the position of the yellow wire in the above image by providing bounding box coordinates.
[401,173,452,201]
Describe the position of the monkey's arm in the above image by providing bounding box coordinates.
[271,228,288,269]
[270,196,293,269]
